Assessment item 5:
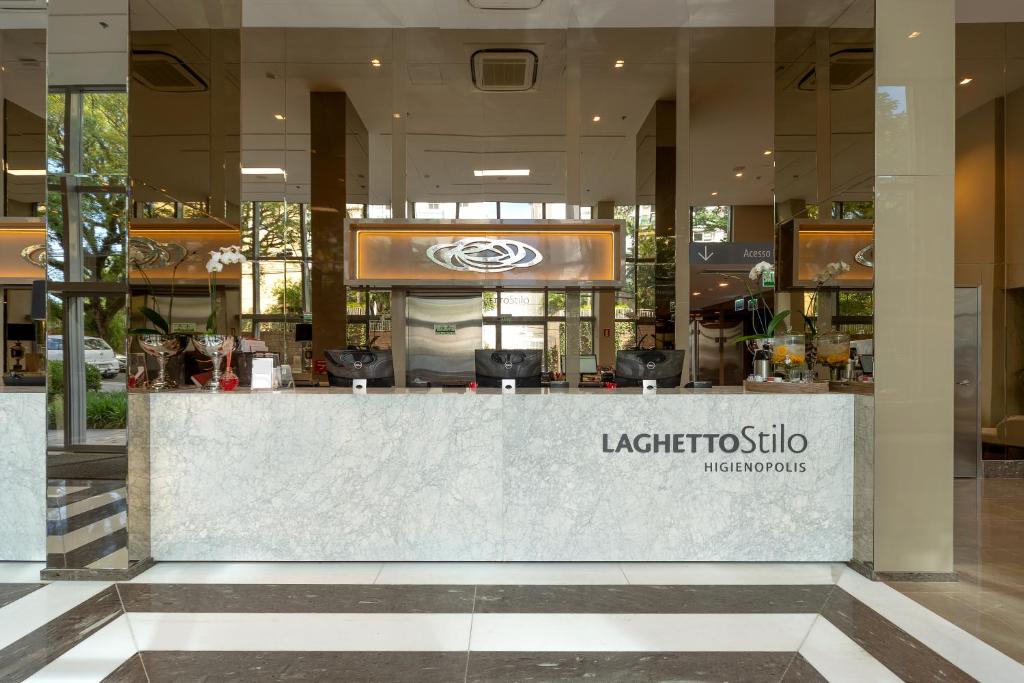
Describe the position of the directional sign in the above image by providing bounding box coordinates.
[689,242,774,265]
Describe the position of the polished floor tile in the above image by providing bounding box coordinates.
[797,618,901,683]
[891,478,1024,667]
[473,584,832,613]
[127,613,474,651]
[129,561,383,584]
[464,651,801,682]
[25,615,137,683]
[0,582,111,650]
[468,613,818,652]
[0,562,45,583]
[0,583,44,609]
[118,583,476,613]
[375,561,629,585]
[619,562,842,586]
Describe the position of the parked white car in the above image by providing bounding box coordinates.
[46,335,121,378]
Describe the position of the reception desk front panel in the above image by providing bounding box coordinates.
[139,390,856,562]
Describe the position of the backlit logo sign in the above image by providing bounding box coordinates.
[426,238,543,273]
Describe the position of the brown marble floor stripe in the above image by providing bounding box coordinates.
[0,585,124,681]
[115,584,833,614]
[821,587,977,683]
[118,583,476,613]
[103,653,148,682]
[781,654,828,681]
[0,583,45,610]
[111,651,820,683]
[474,584,832,613]
[48,526,128,569]
[47,497,127,536]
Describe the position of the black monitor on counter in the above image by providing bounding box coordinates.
[324,349,395,387]
[615,349,685,388]
[475,349,543,388]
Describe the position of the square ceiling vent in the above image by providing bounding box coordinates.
[471,49,538,92]
[467,0,544,9]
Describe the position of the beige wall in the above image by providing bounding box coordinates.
[954,99,1005,427]
[873,0,955,574]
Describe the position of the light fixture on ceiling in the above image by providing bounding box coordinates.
[614,59,624,68]
[371,58,382,68]
[474,169,530,177]
[241,167,286,175]
[908,31,921,39]
[273,113,285,120]
[763,149,772,156]
[734,171,744,178]
[692,291,700,296]
[392,112,401,119]
[959,77,973,86]
[718,282,729,288]
[592,115,601,122]
[711,191,718,196]
[6,169,46,176]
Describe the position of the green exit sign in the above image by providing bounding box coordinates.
[761,270,776,288]
[433,324,456,336]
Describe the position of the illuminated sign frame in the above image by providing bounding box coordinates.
[344,219,625,288]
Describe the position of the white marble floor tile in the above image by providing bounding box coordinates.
[619,562,843,585]
[375,562,628,585]
[46,512,126,554]
[798,616,901,682]
[47,489,126,521]
[0,562,44,583]
[46,485,91,498]
[26,615,138,683]
[469,613,817,652]
[837,567,1024,682]
[127,613,473,651]
[130,562,384,584]
[0,582,110,650]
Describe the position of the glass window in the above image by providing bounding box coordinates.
[545,203,567,219]
[499,290,545,317]
[256,202,302,257]
[257,261,304,315]
[690,206,731,243]
[500,324,544,349]
[346,204,366,218]
[637,205,656,257]
[499,202,542,219]
[615,205,636,258]
[458,202,497,219]
[367,204,392,218]
[413,201,456,219]
[580,206,592,219]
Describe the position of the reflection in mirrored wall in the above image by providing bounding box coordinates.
[955,22,1024,466]
[128,0,241,389]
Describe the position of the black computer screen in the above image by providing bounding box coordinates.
[614,349,685,388]
[323,349,395,387]
[474,349,543,388]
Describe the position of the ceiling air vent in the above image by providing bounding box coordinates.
[131,50,208,93]
[471,49,538,92]
[467,0,544,9]
[797,48,874,91]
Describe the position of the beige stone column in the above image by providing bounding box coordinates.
[873,0,956,574]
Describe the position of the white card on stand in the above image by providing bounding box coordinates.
[251,357,275,389]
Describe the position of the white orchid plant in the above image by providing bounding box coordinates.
[205,246,247,333]
[733,261,789,353]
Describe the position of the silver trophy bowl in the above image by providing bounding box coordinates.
[137,334,183,391]
[191,334,235,392]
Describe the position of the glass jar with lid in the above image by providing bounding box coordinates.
[771,333,806,381]
[816,331,851,379]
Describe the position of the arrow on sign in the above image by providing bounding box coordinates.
[698,245,715,262]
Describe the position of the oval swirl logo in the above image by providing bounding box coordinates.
[426,238,543,273]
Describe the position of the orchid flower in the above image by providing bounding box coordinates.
[748,261,773,281]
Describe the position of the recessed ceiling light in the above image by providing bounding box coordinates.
[763,149,772,155]
[959,77,973,85]
[908,31,921,39]
[392,112,401,119]
[273,113,285,120]
[614,59,624,68]
[6,169,46,176]
[592,115,601,122]
[735,171,744,178]
[371,58,382,67]
[474,169,530,177]
[718,282,729,288]
[241,167,286,175]
[711,191,718,196]
[692,291,700,296]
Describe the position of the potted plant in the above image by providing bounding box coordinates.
[191,246,246,391]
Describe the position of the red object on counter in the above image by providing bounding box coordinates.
[468,381,478,391]
[219,371,240,391]
[603,381,617,389]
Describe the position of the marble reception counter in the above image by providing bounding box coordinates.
[0,387,46,561]
[131,388,869,562]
